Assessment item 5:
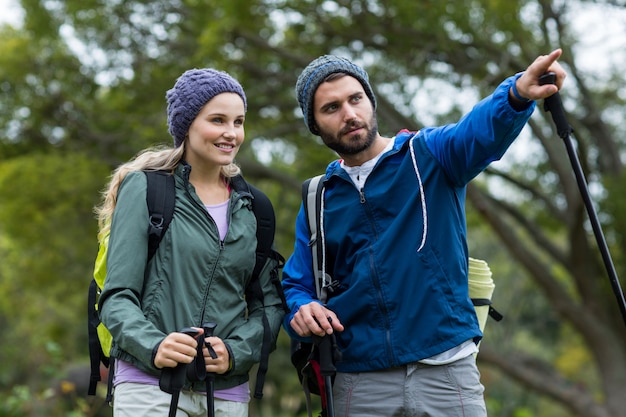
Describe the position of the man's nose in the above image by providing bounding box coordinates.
[341,103,357,121]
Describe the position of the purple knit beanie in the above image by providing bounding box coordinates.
[166,68,247,147]
[295,55,377,135]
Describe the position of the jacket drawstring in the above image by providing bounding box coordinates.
[409,132,428,252]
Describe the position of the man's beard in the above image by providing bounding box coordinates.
[318,115,378,156]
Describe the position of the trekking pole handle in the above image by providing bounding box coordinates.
[203,322,218,359]
[538,72,572,139]
[179,327,201,338]
[538,71,556,85]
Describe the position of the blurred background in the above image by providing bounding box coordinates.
[1,0,625,416]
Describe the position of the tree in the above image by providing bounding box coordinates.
[0,152,109,396]
[1,0,625,416]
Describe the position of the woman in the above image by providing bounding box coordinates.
[96,68,285,417]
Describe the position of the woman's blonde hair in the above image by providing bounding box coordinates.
[95,142,241,238]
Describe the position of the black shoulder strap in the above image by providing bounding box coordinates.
[248,180,286,312]
[249,180,278,400]
[228,175,276,285]
[87,278,107,396]
[249,182,276,281]
[231,175,285,399]
[145,170,176,261]
[302,175,327,302]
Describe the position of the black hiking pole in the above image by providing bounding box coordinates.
[312,330,340,417]
[539,72,626,328]
[160,328,202,417]
[203,322,218,417]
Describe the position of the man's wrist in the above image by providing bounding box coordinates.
[510,73,531,103]
[507,73,533,111]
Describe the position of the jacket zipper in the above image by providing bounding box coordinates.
[369,251,395,365]
[356,173,394,364]
[182,164,226,323]
[359,188,366,203]
[362,201,393,364]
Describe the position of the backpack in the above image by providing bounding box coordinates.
[291,174,503,417]
[87,170,285,403]
[290,174,340,417]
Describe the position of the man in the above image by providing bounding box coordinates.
[282,50,566,416]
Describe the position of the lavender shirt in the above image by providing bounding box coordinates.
[114,361,249,402]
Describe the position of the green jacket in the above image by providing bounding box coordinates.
[99,163,285,391]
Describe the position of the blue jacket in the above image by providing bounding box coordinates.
[282,75,535,372]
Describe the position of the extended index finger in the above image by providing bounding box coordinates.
[528,49,562,77]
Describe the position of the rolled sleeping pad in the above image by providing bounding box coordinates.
[468,257,495,349]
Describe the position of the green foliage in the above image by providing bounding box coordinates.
[0,23,100,159]
[0,385,32,417]
[603,170,626,278]
[0,152,109,390]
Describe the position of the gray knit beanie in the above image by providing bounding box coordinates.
[295,55,377,135]
[166,68,247,148]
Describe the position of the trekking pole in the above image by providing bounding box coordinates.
[160,328,201,417]
[312,324,340,417]
[539,72,626,328]
[203,322,218,417]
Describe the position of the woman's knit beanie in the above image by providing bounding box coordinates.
[166,68,247,148]
[295,55,377,135]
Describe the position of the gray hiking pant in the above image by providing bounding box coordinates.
[332,354,487,417]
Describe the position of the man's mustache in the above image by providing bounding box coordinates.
[339,120,365,136]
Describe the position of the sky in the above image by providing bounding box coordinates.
[0,0,22,24]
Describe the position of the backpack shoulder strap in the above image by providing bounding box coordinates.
[231,175,286,399]
[297,175,339,417]
[230,175,278,283]
[302,174,328,302]
[249,182,276,281]
[145,170,176,261]
[249,179,279,400]
[247,179,287,309]
[87,277,107,396]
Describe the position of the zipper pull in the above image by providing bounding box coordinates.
[359,188,366,203]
